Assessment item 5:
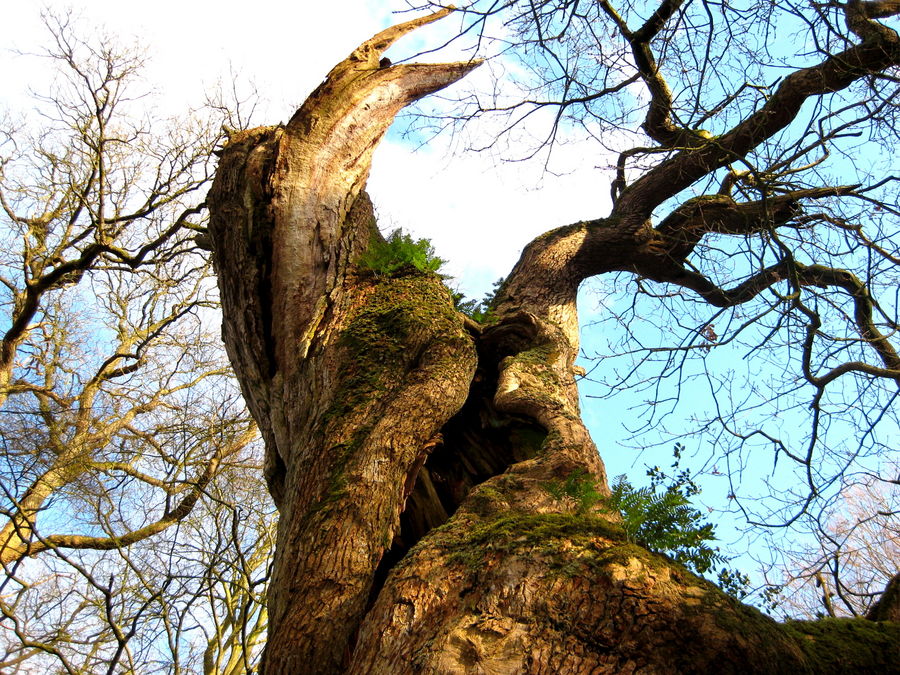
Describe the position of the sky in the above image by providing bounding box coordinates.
[0,1,636,452]
[0,1,820,600]
[0,0,737,525]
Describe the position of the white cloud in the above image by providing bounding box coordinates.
[0,1,409,118]
[368,135,611,298]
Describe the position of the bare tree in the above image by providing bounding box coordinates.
[0,11,273,673]
[767,471,899,619]
[0,10,225,564]
[209,3,900,672]
[0,430,272,674]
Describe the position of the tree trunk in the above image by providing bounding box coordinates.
[207,8,900,674]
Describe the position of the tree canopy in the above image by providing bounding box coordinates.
[206,2,900,671]
[0,12,272,672]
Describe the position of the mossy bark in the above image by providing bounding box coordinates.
[354,503,900,674]
[207,8,900,674]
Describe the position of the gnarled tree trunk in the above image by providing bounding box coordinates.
[208,8,900,674]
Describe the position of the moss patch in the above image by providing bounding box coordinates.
[324,274,460,422]
[311,274,464,524]
[430,511,626,571]
[782,618,900,673]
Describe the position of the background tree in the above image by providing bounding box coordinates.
[767,471,899,619]
[208,3,900,673]
[0,12,272,673]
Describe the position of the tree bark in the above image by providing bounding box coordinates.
[207,8,900,674]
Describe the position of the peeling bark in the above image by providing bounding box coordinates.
[208,8,900,674]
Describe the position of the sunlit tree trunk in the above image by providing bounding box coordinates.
[208,8,900,674]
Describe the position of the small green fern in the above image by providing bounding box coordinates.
[609,475,726,574]
[357,229,445,276]
[452,277,505,322]
[544,452,758,603]
[544,468,603,514]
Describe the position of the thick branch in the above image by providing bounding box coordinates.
[616,17,900,218]
[208,10,484,673]
[793,264,900,387]
[847,0,900,40]
[654,186,858,260]
[600,1,702,149]
[642,257,900,386]
[264,11,480,380]
[647,259,794,308]
[0,428,254,564]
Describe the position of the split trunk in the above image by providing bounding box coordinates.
[207,9,899,674]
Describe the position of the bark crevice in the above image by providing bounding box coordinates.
[365,322,553,620]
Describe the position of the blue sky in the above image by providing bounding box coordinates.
[5,1,894,612]
[0,1,607,299]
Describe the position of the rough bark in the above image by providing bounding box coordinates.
[207,8,900,674]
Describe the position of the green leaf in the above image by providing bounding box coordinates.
[357,229,446,276]
[608,474,727,575]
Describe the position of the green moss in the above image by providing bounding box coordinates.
[306,424,374,519]
[323,275,460,423]
[406,507,709,589]
[503,343,565,408]
[436,511,626,570]
[515,343,558,366]
[678,585,900,673]
[782,618,900,672]
[868,575,899,621]
[697,584,781,632]
[507,426,546,456]
[544,468,603,514]
[310,275,464,522]
[402,502,900,672]
[464,486,507,516]
[498,473,526,491]
[529,222,585,246]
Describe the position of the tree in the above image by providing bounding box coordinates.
[207,3,900,673]
[0,12,272,672]
[770,471,899,619]
[0,436,273,674]
[0,10,226,565]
